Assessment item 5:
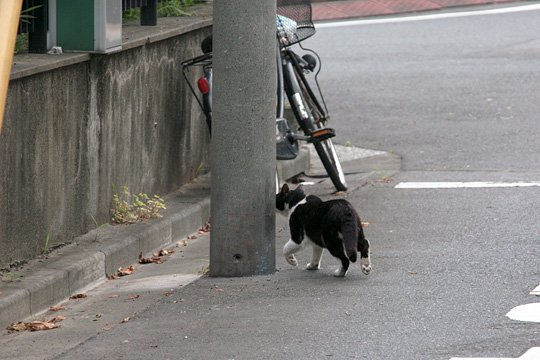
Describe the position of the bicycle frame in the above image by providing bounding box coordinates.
[181,53,213,133]
[182,41,302,159]
[182,23,347,191]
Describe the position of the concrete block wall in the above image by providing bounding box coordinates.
[0,26,212,268]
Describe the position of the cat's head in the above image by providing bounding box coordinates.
[276,184,306,214]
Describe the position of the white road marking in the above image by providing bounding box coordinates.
[506,303,540,323]
[531,284,540,296]
[317,4,540,28]
[394,181,540,189]
[450,347,540,360]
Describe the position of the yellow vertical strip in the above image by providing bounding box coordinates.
[0,0,23,134]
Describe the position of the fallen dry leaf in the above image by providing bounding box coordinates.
[49,306,64,312]
[27,321,59,331]
[156,248,175,257]
[102,323,111,331]
[116,265,135,277]
[8,315,65,332]
[121,317,130,323]
[70,293,87,300]
[7,322,28,332]
[198,222,211,234]
[51,315,66,322]
[127,294,140,300]
[177,240,189,247]
[138,252,163,264]
[377,176,394,183]
[109,294,119,299]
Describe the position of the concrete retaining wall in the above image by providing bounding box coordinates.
[0,23,212,268]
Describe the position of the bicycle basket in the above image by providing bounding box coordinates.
[277,0,315,47]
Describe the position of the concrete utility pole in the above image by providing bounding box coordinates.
[210,0,277,276]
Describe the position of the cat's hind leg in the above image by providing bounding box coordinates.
[306,244,323,270]
[326,241,350,277]
[358,235,372,275]
[334,257,350,277]
[283,239,302,266]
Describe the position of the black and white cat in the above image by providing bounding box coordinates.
[276,184,372,277]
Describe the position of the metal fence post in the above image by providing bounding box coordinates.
[28,0,48,53]
[210,0,277,276]
[140,0,157,26]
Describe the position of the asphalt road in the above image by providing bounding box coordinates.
[309,2,540,172]
[56,4,538,360]
[2,3,539,360]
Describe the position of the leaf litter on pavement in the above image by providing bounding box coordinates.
[5,228,212,333]
[70,293,87,300]
[198,222,211,235]
[138,246,176,265]
[7,315,65,332]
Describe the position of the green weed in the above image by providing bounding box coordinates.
[1,271,24,283]
[111,186,166,224]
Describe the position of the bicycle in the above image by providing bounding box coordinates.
[181,0,347,192]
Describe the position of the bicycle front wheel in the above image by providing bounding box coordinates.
[312,129,348,191]
[295,78,348,192]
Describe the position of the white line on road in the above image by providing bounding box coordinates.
[449,347,540,360]
[317,4,540,28]
[531,284,540,296]
[394,181,540,189]
[506,303,540,323]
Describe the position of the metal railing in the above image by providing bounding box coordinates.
[123,0,158,26]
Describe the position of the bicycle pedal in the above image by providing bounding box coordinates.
[309,128,335,143]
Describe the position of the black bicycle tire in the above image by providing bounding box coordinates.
[313,137,347,191]
[309,109,348,191]
[293,68,348,191]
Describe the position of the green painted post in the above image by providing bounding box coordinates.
[56,0,94,51]
[55,0,121,53]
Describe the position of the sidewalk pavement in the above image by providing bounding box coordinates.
[0,0,524,343]
[0,146,401,360]
[311,0,523,21]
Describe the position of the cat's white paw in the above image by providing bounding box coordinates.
[286,254,298,266]
[305,262,320,270]
[334,267,347,277]
[361,257,372,275]
[362,264,372,275]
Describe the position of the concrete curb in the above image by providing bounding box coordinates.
[0,176,212,329]
[0,154,309,329]
[0,143,398,329]
[0,0,409,331]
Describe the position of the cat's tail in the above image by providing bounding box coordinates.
[341,208,358,263]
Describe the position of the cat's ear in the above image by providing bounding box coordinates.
[281,184,290,194]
